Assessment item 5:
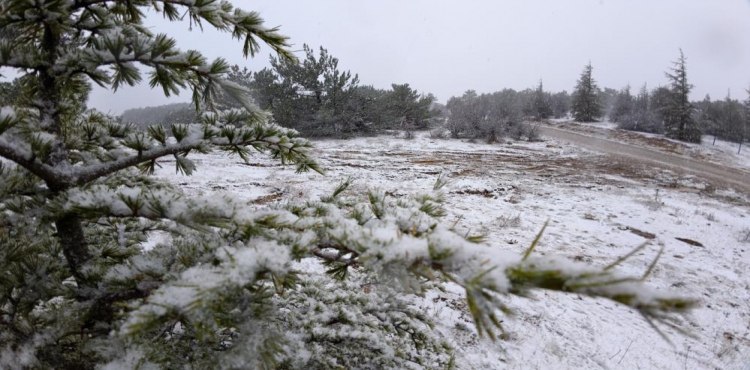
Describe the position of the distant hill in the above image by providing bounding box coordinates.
[121,102,194,128]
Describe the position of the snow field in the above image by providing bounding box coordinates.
[154,131,750,369]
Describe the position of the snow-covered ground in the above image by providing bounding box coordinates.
[153,131,750,370]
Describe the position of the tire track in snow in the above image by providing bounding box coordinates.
[540,125,750,194]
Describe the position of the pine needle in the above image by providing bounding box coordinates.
[604,241,649,271]
[640,311,673,346]
[522,220,549,261]
[641,244,665,281]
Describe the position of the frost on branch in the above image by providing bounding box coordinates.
[91,178,695,368]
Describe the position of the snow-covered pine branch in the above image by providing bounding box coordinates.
[96,179,693,368]
[0,107,318,186]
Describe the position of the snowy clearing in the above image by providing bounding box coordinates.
[154,131,750,370]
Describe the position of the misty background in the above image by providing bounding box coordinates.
[89,0,750,114]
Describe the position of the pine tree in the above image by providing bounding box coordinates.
[446,90,481,138]
[550,90,571,118]
[718,92,744,144]
[742,87,750,153]
[599,87,619,119]
[446,89,528,142]
[663,49,701,143]
[696,94,719,144]
[618,84,665,134]
[0,2,696,369]
[532,80,553,120]
[255,44,362,136]
[347,84,389,128]
[609,85,634,123]
[382,83,435,131]
[714,91,748,154]
[489,89,523,127]
[571,63,602,122]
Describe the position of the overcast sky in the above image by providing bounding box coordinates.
[89,0,750,114]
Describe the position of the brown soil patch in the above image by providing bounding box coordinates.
[675,237,704,247]
[338,162,373,169]
[626,227,656,239]
[452,189,496,198]
[411,158,446,165]
[237,162,277,168]
[450,168,477,177]
[253,192,284,204]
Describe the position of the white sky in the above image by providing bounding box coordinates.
[89,0,750,114]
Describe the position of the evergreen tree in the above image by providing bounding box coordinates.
[609,85,634,123]
[719,92,746,146]
[663,49,700,143]
[348,84,388,127]
[742,87,750,153]
[696,94,720,144]
[490,89,525,140]
[634,84,651,113]
[550,90,571,119]
[248,67,280,111]
[598,87,619,119]
[694,91,748,146]
[0,2,696,369]
[382,83,435,131]
[618,84,663,134]
[247,46,440,137]
[447,89,532,142]
[532,80,553,120]
[490,89,523,126]
[571,63,602,122]
[253,45,362,136]
[650,85,672,126]
[446,90,482,138]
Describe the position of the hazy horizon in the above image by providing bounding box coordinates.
[81,1,750,114]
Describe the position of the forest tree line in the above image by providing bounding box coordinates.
[122,45,437,138]
[110,48,750,146]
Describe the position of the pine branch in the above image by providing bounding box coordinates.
[2,120,319,188]
[70,139,206,185]
[70,0,114,10]
[67,0,295,60]
[0,138,62,188]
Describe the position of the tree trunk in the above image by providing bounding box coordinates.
[55,215,93,286]
[40,24,94,287]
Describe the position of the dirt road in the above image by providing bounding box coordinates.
[540,125,750,193]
